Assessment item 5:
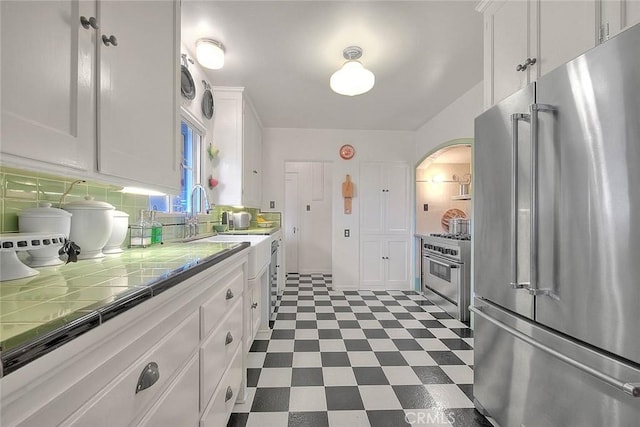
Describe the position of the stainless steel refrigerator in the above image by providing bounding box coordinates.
[473,23,640,427]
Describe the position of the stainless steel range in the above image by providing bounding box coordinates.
[421,233,471,322]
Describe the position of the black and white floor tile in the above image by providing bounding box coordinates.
[228,274,492,427]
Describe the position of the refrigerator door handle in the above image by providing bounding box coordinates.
[510,113,530,290]
[528,103,555,297]
[470,305,640,398]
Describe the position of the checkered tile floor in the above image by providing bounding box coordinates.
[227,274,492,427]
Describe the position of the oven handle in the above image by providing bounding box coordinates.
[423,254,460,269]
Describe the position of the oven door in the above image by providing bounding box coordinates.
[422,253,462,304]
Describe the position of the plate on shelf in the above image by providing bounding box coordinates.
[441,208,466,231]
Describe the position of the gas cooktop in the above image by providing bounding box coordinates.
[429,233,471,241]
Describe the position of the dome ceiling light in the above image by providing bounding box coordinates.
[330,46,375,96]
[196,38,225,70]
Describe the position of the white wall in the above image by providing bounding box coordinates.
[262,128,414,288]
[414,82,483,161]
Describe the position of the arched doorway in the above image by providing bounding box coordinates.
[415,139,472,234]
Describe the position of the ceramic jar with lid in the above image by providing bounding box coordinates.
[63,196,115,259]
[103,210,130,254]
[18,202,72,266]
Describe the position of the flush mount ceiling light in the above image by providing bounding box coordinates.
[196,38,225,69]
[330,46,375,96]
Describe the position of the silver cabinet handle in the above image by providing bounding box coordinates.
[516,57,537,71]
[225,289,234,300]
[470,305,640,398]
[102,34,118,47]
[251,302,258,309]
[135,362,160,394]
[225,386,234,402]
[528,103,554,297]
[510,113,530,290]
[80,16,99,30]
[225,332,233,345]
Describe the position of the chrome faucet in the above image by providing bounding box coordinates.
[186,184,212,238]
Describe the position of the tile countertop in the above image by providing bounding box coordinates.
[0,241,250,376]
[219,226,281,235]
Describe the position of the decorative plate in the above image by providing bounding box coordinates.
[339,144,355,160]
[441,208,467,231]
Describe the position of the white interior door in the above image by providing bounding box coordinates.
[284,172,299,273]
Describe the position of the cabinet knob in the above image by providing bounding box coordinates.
[516,57,536,71]
[80,16,99,30]
[225,386,234,402]
[102,34,118,47]
[226,289,234,300]
[225,332,234,345]
[251,302,258,309]
[135,362,160,394]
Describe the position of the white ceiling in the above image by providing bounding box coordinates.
[181,1,483,131]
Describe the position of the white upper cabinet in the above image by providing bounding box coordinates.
[97,0,180,194]
[601,0,640,41]
[211,87,263,208]
[360,162,410,235]
[480,0,597,108]
[0,0,180,194]
[1,0,95,171]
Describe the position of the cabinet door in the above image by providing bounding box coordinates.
[360,238,385,289]
[213,90,243,206]
[1,0,94,170]
[602,0,640,39]
[360,163,385,234]
[489,0,530,105]
[386,239,410,288]
[242,101,262,208]
[137,353,199,427]
[384,163,410,234]
[535,0,597,77]
[96,0,180,193]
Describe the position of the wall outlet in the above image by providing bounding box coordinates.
[423,203,429,211]
[306,204,311,211]
[344,229,350,237]
[270,201,275,209]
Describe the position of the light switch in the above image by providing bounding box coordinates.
[270,201,275,209]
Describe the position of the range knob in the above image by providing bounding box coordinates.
[451,249,458,256]
[444,249,451,255]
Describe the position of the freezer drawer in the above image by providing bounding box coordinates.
[473,298,640,427]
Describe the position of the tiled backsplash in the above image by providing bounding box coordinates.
[0,167,150,233]
[0,167,282,238]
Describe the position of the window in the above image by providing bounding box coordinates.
[149,120,203,213]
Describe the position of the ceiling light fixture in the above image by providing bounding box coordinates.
[196,38,225,69]
[330,46,375,96]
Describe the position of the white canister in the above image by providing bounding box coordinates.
[63,197,115,259]
[18,202,72,266]
[103,210,130,254]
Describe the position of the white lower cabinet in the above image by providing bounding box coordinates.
[0,252,253,427]
[200,345,243,427]
[138,353,200,427]
[360,237,410,289]
[62,312,200,426]
[200,297,243,409]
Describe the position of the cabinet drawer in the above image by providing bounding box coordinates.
[137,353,199,427]
[200,296,243,409]
[200,271,244,338]
[62,312,199,426]
[199,345,243,427]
